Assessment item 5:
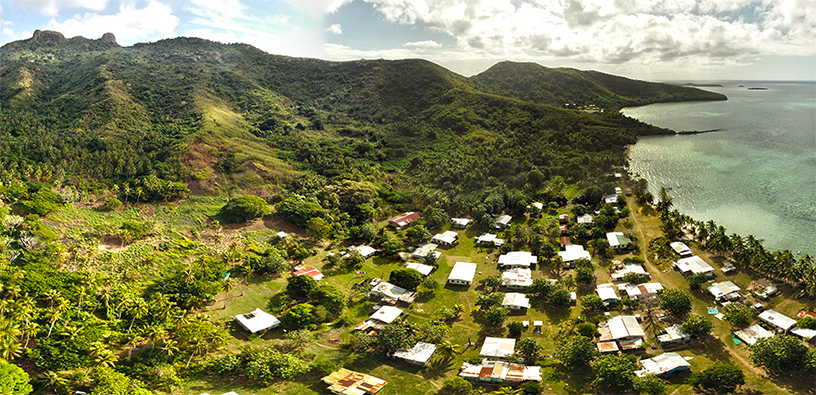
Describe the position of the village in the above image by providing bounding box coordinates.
[213,184,816,395]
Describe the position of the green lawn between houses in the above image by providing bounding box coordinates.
[54,194,813,395]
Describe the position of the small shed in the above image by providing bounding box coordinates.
[451,218,471,229]
[404,262,434,276]
[294,266,324,282]
[322,369,387,395]
[658,324,691,346]
[389,212,421,229]
[670,241,692,257]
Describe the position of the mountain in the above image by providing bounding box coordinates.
[0,32,722,194]
[470,61,727,109]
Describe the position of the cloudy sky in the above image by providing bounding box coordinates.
[1,0,813,81]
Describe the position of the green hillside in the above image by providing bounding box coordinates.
[470,61,727,109]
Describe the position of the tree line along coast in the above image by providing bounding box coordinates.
[0,31,812,395]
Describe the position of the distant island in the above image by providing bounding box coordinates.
[748,87,768,90]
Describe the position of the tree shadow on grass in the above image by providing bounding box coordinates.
[766,372,816,395]
[422,357,459,379]
[547,363,595,394]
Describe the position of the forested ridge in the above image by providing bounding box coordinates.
[5,32,812,395]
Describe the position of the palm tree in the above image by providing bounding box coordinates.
[43,289,62,308]
[160,339,179,358]
[127,299,149,333]
[92,348,118,368]
[0,338,23,360]
[38,371,68,394]
[221,278,234,309]
[491,387,522,395]
[181,269,196,285]
[436,340,461,361]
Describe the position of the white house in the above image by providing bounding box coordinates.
[670,242,693,257]
[448,262,477,286]
[558,244,591,267]
[596,283,621,305]
[502,293,530,310]
[577,213,593,225]
[479,337,516,358]
[394,342,437,366]
[498,251,537,268]
[607,232,634,251]
[734,324,774,345]
[599,315,645,350]
[759,310,797,333]
[348,245,377,258]
[635,353,690,377]
[493,215,512,229]
[451,218,471,229]
[611,263,650,281]
[707,281,741,302]
[501,268,533,290]
[475,233,505,246]
[674,256,715,278]
[658,324,691,346]
[459,359,542,383]
[235,308,281,334]
[431,230,459,246]
[369,280,410,304]
[529,202,544,212]
[370,305,403,324]
[618,282,664,300]
[404,262,434,276]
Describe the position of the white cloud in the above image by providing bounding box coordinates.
[13,0,110,17]
[326,23,342,34]
[281,0,354,17]
[45,1,178,43]
[404,40,441,48]
[189,28,239,44]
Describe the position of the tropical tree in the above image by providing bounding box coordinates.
[516,338,542,364]
[591,354,636,391]
[0,358,33,395]
[633,373,668,395]
[680,314,713,338]
[686,363,745,393]
[659,288,692,316]
[750,335,811,373]
[436,340,460,361]
[557,336,599,367]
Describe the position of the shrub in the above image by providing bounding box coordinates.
[220,195,270,223]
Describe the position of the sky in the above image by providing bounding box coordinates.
[0,0,814,81]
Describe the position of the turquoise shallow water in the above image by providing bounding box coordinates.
[623,81,816,256]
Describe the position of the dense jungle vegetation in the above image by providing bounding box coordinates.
[0,32,811,395]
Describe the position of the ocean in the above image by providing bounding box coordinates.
[622,81,816,256]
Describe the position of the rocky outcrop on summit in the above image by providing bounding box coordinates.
[100,33,117,45]
[31,29,67,43]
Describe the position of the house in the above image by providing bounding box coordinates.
[598,315,645,350]
[721,261,737,274]
[759,310,797,333]
[451,218,471,229]
[529,202,544,212]
[370,306,403,324]
[749,279,779,299]
[734,324,774,345]
[760,309,800,334]
[388,212,421,229]
[502,293,530,310]
[607,232,634,251]
[459,359,542,383]
[409,243,441,262]
[498,251,537,268]
[615,187,623,196]
[431,230,459,246]
[596,283,621,305]
[658,324,691,346]
[501,268,533,290]
[404,262,434,276]
[577,213,593,225]
[558,213,570,224]
[394,342,437,366]
[276,231,289,240]
[791,327,816,342]
[670,241,693,257]
[479,337,516,358]
[235,308,281,334]
[604,194,618,204]
[635,353,690,377]
[559,224,570,235]
[673,256,715,278]
[448,262,477,286]
[322,369,387,395]
[597,341,620,353]
[618,282,664,300]
[369,279,412,304]
[347,245,377,258]
[293,266,324,282]
[558,244,591,267]
[707,281,741,303]
[493,215,512,229]
[611,263,650,281]
[475,233,505,246]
